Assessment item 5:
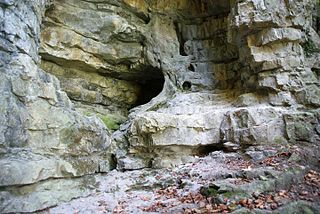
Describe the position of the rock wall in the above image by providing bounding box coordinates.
[0,0,319,212]
[39,0,166,121]
[117,0,320,169]
[0,0,113,212]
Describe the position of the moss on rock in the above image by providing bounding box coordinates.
[97,114,126,131]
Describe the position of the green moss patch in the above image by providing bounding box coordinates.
[84,111,126,131]
[97,114,127,131]
[303,39,320,57]
[97,114,121,131]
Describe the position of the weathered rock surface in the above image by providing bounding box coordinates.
[39,0,166,120]
[0,0,319,212]
[0,175,98,213]
[114,0,320,169]
[46,145,320,213]
[0,1,113,212]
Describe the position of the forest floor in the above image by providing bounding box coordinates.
[42,143,320,214]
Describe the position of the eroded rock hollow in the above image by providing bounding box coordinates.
[0,0,319,212]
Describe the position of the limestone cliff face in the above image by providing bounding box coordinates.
[0,0,319,212]
[0,1,112,212]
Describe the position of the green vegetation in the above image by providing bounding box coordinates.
[98,114,123,131]
[84,111,125,131]
[273,136,286,144]
[303,38,320,57]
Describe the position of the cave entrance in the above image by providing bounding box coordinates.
[131,67,165,107]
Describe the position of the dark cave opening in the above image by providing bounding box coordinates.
[188,64,195,72]
[132,70,165,107]
[182,81,192,91]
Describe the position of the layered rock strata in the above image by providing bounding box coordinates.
[114,0,320,169]
[0,0,319,212]
[0,0,113,212]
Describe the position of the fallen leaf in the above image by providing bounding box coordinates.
[140,195,151,201]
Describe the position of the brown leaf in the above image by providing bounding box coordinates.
[239,199,248,206]
[140,195,151,201]
[300,191,308,196]
[218,204,228,210]
[199,201,206,208]
[278,190,287,197]
[270,203,278,210]
[205,204,213,210]
[248,204,255,209]
[254,199,263,205]
[266,195,273,203]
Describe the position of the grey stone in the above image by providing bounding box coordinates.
[0,175,97,213]
[284,112,318,143]
[1,0,320,212]
[117,155,149,170]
